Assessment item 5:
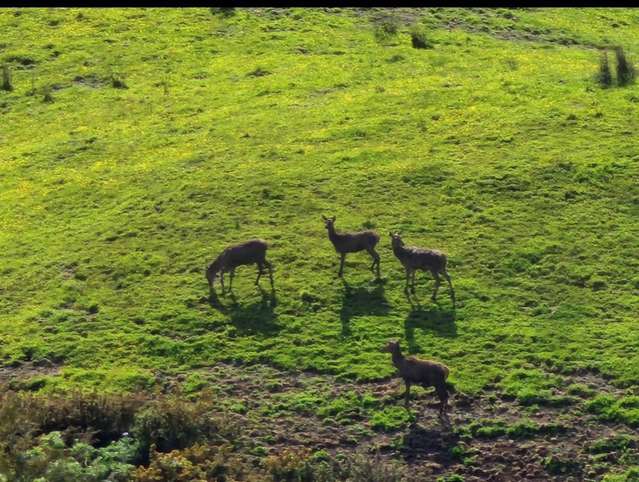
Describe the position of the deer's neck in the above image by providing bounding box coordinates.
[392,243,408,259]
[328,225,341,243]
[391,349,405,370]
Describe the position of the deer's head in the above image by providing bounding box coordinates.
[382,339,401,354]
[389,231,404,248]
[321,215,336,230]
[205,258,222,286]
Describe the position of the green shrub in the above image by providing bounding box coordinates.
[373,15,400,44]
[265,446,315,482]
[0,390,145,449]
[8,431,136,482]
[370,406,414,432]
[210,7,235,17]
[43,86,54,103]
[132,395,237,463]
[587,395,639,427]
[543,454,581,476]
[135,443,256,482]
[603,467,639,481]
[111,75,128,89]
[343,452,406,482]
[589,435,636,454]
[566,383,595,397]
[1,64,12,91]
[410,25,432,49]
[438,475,465,482]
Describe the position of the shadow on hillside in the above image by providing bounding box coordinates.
[209,287,279,335]
[404,305,456,353]
[339,281,390,337]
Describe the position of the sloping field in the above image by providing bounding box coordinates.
[1,8,638,481]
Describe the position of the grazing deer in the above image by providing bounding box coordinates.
[389,232,455,306]
[206,239,273,295]
[322,215,380,279]
[383,339,450,416]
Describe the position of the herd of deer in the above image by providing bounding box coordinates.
[205,215,455,416]
[205,215,455,305]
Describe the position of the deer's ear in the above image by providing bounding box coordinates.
[389,231,393,237]
[321,215,327,221]
[331,216,336,222]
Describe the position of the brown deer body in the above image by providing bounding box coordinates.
[384,340,449,416]
[206,239,273,295]
[322,215,380,279]
[390,232,455,305]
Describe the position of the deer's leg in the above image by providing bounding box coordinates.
[338,253,346,277]
[404,267,412,292]
[229,269,235,292]
[265,260,274,289]
[219,272,225,294]
[404,380,412,408]
[255,262,263,285]
[431,271,441,301]
[443,270,455,307]
[436,383,449,416]
[367,247,381,278]
[411,270,417,294]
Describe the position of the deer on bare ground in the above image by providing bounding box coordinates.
[322,215,380,279]
[383,339,450,417]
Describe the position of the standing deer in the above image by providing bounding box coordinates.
[206,239,274,296]
[389,232,455,306]
[383,339,450,416]
[322,215,380,279]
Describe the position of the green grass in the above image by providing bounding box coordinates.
[587,395,639,427]
[1,8,638,401]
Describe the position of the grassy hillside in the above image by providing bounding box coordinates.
[1,7,639,481]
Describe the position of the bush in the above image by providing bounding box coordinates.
[135,443,256,482]
[132,395,238,463]
[410,25,432,49]
[373,15,400,44]
[1,65,12,91]
[210,7,235,17]
[247,67,271,77]
[0,390,145,448]
[343,452,407,482]
[615,47,635,86]
[5,431,137,482]
[264,447,315,481]
[111,75,128,89]
[43,86,54,103]
[598,51,613,88]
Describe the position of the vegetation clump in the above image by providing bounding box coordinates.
[209,7,235,17]
[42,86,54,103]
[111,74,128,89]
[373,15,400,44]
[410,25,433,49]
[1,64,12,91]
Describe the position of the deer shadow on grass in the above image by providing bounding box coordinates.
[404,302,456,354]
[401,422,458,465]
[339,280,390,337]
[209,287,279,335]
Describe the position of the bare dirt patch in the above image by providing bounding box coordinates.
[168,362,638,481]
